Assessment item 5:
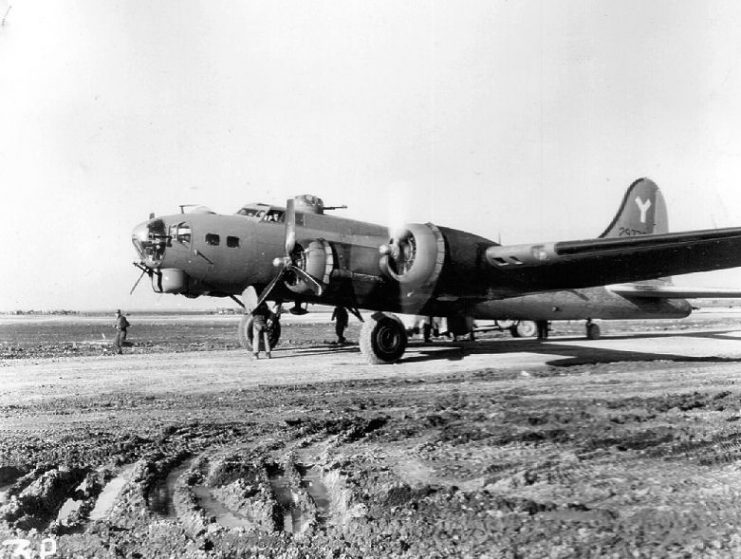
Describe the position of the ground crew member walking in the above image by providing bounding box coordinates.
[113,310,130,354]
[251,302,272,359]
[331,306,349,344]
[536,320,550,340]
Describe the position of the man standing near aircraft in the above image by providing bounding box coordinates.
[251,302,272,359]
[113,310,130,354]
[536,320,550,340]
[331,306,349,344]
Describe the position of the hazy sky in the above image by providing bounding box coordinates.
[3,1,741,310]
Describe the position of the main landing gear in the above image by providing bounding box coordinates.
[359,312,408,364]
[508,320,537,338]
[237,314,282,352]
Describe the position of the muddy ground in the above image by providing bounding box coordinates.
[4,313,741,557]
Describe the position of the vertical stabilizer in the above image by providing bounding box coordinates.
[599,178,668,238]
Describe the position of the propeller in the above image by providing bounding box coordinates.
[130,262,153,295]
[252,198,323,313]
[130,267,147,295]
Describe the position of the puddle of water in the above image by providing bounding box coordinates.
[191,486,252,529]
[298,465,331,523]
[56,498,83,524]
[0,485,13,505]
[89,465,135,521]
[269,472,295,532]
[267,464,309,535]
[149,459,194,517]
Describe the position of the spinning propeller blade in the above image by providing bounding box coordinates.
[292,267,323,295]
[130,265,148,295]
[285,198,296,257]
[253,262,288,311]
[250,197,325,314]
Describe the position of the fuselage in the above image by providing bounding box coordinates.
[131,202,692,322]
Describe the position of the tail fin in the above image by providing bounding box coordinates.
[599,178,668,238]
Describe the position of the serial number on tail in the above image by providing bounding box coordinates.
[619,227,649,237]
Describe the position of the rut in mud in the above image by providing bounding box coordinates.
[6,350,741,556]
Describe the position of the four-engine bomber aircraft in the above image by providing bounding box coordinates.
[131,179,741,363]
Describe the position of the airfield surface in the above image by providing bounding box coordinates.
[4,313,741,557]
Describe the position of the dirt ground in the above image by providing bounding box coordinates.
[4,313,741,558]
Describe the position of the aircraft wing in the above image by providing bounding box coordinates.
[607,284,741,299]
[484,226,741,294]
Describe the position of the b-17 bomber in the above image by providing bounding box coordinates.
[131,179,741,363]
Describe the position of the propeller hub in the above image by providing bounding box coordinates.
[380,241,402,261]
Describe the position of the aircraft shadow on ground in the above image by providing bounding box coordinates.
[400,330,741,367]
[266,330,741,366]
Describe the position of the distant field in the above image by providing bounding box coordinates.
[2,310,741,359]
[0,314,359,359]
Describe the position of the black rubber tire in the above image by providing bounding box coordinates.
[497,320,515,330]
[359,312,408,364]
[513,320,537,338]
[586,322,601,340]
[237,315,281,351]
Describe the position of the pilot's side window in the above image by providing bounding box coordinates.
[176,223,191,245]
[262,210,285,223]
[205,233,220,246]
[226,236,240,248]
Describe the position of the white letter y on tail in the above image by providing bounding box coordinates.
[635,196,652,223]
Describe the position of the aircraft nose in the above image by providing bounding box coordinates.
[131,221,150,259]
[132,221,148,248]
[132,218,167,266]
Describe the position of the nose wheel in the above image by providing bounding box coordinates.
[359,312,408,364]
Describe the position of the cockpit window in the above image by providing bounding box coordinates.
[262,210,284,223]
[237,208,266,218]
[236,205,283,222]
[205,233,220,246]
[175,222,191,245]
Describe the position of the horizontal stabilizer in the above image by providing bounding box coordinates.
[609,284,741,299]
[484,226,741,294]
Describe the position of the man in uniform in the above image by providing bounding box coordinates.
[251,302,273,359]
[331,306,349,344]
[113,310,130,354]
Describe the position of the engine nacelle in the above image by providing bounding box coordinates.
[285,239,335,295]
[155,268,189,294]
[379,223,446,289]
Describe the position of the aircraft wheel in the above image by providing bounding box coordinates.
[510,320,537,338]
[238,315,282,351]
[586,322,601,340]
[359,312,408,364]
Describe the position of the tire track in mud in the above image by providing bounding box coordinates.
[122,421,375,539]
[0,423,260,535]
[0,462,140,533]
